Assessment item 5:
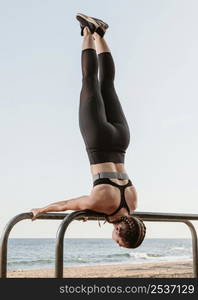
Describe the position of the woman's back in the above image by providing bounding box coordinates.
[90,178,137,216]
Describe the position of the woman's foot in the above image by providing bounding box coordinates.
[90,16,109,37]
[76,13,109,37]
[76,13,98,36]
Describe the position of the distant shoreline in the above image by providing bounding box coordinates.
[8,260,193,278]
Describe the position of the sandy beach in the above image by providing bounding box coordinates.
[8,260,193,278]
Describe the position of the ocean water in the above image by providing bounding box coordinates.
[7,238,192,271]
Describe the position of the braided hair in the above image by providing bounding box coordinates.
[108,215,146,248]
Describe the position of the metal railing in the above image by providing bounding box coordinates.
[0,211,197,278]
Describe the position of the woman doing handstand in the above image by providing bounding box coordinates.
[31,13,146,249]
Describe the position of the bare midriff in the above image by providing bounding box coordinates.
[90,162,129,186]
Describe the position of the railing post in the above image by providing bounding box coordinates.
[1,211,198,278]
[0,213,32,278]
[183,221,198,277]
[0,212,67,278]
[55,210,93,278]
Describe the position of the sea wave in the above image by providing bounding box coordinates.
[129,252,159,259]
[7,238,192,270]
[107,253,131,259]
[169,247,185,251]
[8,258,54,266]
[129,252,191,262]
[8,252,191,268]
[64,257,88,264]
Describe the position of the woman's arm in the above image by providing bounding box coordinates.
[30,195,93,220]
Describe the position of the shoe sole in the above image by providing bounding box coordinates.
[76,13,100,29]
[91,17,109,30]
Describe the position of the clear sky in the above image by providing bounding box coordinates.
[0,0,198,238]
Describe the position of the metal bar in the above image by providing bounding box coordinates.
[134,212,198,220]
[0,210,198,278]
[0,212,71,278]
[137,219,198,277]
[183,221,198,277]
[55,210,95,278]
[0,213,32,278]
[55,211,198,278]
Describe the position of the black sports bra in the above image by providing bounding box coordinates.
[93,178,133,216]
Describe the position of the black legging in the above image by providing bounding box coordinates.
[79,48,130,165]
